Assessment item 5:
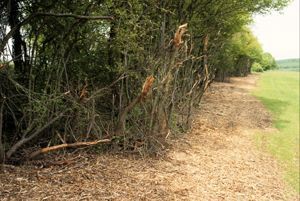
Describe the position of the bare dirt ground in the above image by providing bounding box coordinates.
[1,75,298,201]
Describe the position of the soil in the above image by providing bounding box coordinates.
[0,74,298,201]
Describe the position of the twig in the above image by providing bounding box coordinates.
[35,12,114,20]
[86,74,127,101]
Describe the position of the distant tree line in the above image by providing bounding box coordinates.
[214,27,278,80]
[276,58,300,71]
[0,0,289,163]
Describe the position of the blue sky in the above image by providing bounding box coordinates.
[251,0,299,60]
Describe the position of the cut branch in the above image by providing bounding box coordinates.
[29,139,111,159]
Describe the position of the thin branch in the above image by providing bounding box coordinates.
[86,74,127,101]
[35,12,114,20]
[1,12,113,53]
[6,112,65,159]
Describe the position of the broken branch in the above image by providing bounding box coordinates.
[173,23,188,48]
[29,139,111,159]
[115,75,155,135]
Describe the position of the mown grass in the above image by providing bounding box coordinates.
[253,71,299,192]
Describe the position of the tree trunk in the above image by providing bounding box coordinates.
[0,102,4,163]
[8,0,26,82]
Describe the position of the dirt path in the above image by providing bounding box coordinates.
[1,75,298,201]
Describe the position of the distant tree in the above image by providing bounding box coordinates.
[260,53,278,70]
[252,62,264,72]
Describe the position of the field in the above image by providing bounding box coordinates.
[276,58,300,71]
[254,71,300,192]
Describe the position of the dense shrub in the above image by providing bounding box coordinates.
[0,0,289,162]
[252,62,264,72]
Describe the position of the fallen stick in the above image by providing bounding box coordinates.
[29,139,111,159]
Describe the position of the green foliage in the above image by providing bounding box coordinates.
[253,71,299,192]
[252,62,264,72]
[0,0,290,162]
[214,27,266,79]
[232,28,263,60]
[260,53,278,70]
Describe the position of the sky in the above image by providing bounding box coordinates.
[251,0,299,60]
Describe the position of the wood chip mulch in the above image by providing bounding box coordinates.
[1,75,298,201]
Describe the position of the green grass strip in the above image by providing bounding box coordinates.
[253,71,299,192]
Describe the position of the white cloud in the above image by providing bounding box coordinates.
[251,0,299,60]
